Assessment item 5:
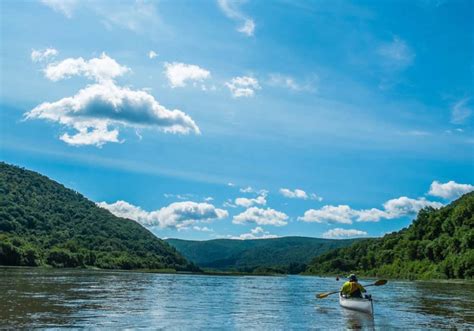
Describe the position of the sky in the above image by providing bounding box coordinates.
[0,0,473,241]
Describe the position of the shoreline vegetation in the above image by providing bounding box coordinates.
[1,162,472,281]
[1,266,473,283]
[305,192,473,280]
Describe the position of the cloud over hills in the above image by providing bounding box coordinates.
[98,200,228,230]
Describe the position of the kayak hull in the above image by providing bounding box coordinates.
[339,294,373,315]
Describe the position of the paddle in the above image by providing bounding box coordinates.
[316,279,387,299]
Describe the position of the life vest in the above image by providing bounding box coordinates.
[341,281,365,295]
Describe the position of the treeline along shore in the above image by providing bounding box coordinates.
[0,162,472,280]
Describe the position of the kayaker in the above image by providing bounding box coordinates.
[340,274,366,298]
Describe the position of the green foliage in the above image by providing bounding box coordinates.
[0,162,197,271]
[306,192,474,279]
[166,236,358,274]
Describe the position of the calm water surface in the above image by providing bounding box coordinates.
[1,267,473,329]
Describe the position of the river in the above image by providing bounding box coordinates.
[1,267,472,329]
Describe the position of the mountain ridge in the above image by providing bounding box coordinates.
[0,162,196,271]
[166,236,359,273]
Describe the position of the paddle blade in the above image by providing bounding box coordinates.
[316,293,330,299]
[316,290,338,299]
[374,279,387,286]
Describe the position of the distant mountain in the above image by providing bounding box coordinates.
[307,192,474,279]
[0,162,196,271]
[166,236,358,273]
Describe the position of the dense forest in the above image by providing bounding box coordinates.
[0,162,197,271]
[306,192,474,279]
[166,237,358,274]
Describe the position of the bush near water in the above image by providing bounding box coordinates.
[0,162,198,271]
[306,192,474,279]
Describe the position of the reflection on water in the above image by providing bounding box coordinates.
[1,267,473,329]
[342,309,374,330]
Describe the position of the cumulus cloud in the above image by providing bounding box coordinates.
[279,188,308,199]
[31,48,58,63]
[44,53,130,82]
[148,51,158,59]
[279,188,322,201]
[217,0,255,36]
[98,200,228,229]
[26,81,200,146]
[233,207,288,226]
[230,227,278,240]
[193,226,213,232]
[377,36,415,70]
[164,62,210,88]
[299,205,354,224]
[382,197,443,218]
[299,196,443,224]
[235,195,267,208]
[28,54,199,146]
[428,180,474,200]
[451,98,472,125]
[225,76,260,97]
[322,228,368,239]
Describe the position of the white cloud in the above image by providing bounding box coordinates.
[193,226,213,232]
[98,200,228,229]
[299,205,354,224]
[382,196,443,218]
[217,0,255,36]
[279,188,311,199]
[41,0,78,18]
[322,228,368,239]
[239,186,254,193]
[148,51,158,59]
[44,53,130,82]
[230,227,278,240]
[299,196,443,224]
[267,73,317,92]
[31,48,58,63]
[29,54,199,146]
[164,62,211,88]
[41,1,161,33]
[235,195,266,208]
[279,188,322,201]
[223,199,237,208]
[25,81,200,146]
[237,19,255,36]
[451,98,472,124]
[377,36,414,69]
[227,182,235,187]
[225,76,260,97]
[428,180,474,200]
[233,207,288,226]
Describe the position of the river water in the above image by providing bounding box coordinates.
[1,267,472,329]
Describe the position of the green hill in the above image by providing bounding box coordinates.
[166,236,358,274]
[306,192,474,279]
[0,162,196,271]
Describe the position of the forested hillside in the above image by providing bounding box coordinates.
[166,236,358,274]
[0,162,196,271]
[306,192,474,279]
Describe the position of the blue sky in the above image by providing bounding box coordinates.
[1,0,473,240]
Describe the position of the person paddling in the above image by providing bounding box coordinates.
[340,274,366,298]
